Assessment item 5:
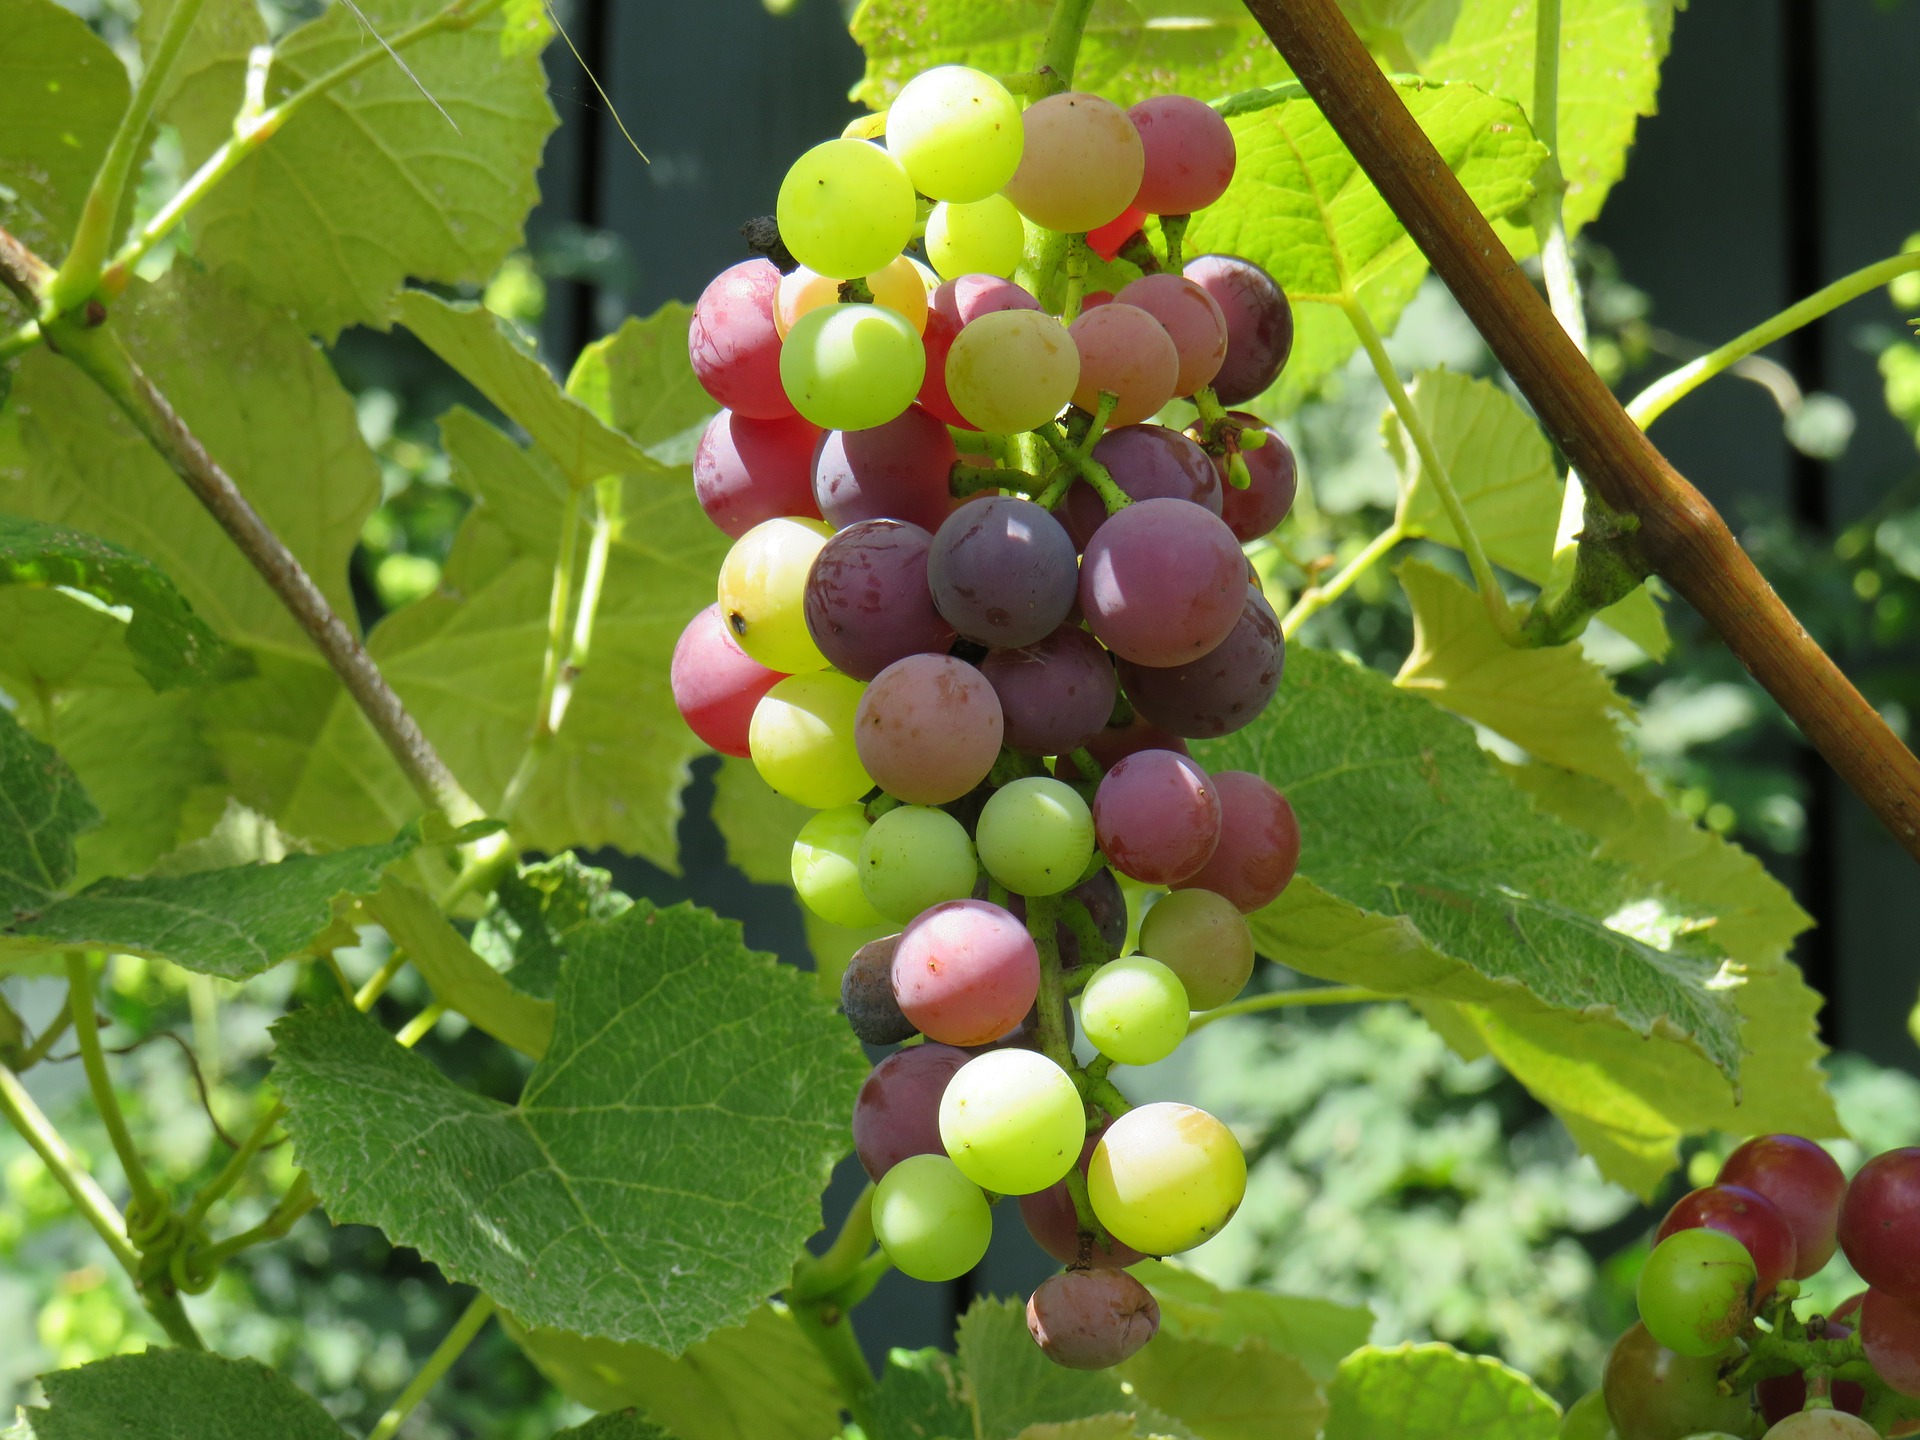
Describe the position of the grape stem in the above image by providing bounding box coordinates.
[0,318,41,362]
[1036,0,1098,92]
[790,1184,879,1302]
[1063,235,1090,323]
[66,954,166,1230]
[367,1292,497,1440]
[1187,984,1389,1031]
[1036,410,1127,513]
[1280,520,1406,639]
[1159,215,1190,274]
[951,462,1037,498]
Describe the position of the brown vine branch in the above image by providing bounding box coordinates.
[1240,0,1920,863]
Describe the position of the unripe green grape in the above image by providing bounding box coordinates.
[1088,1102,1245,1256]
[976,777,1095,897]
[1079,955,1189,1066]
[776,138,917,279]
[791,805,886,927]
[926,196,1026,281]
[1764,1416,1878,1439]
[945,309,1079,434]
[859,805,978,923]
[885,66,1024,202]
[872,1153,992,1281]
[749,672,872,809]
[1556,1389,1613,1440]
[1636,1227,1758,1359]
[938,1048,1085,1195]
[1137,888,1255,1011]
[717,517,833,673]
[779,303,927,432]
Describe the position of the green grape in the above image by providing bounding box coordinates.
[1079,955,1189,1066]
[858,805,978,923]
[945,309,1079,433]
[1137,888,1255,1010]
[776,138,917,279]
[1636,1228,1758,1359]
[749,672,873,809]
[1088,1102,1245,1256]
[884,66,1024,203]
[976,777,1095,897]
[938,1048,1086,1195]
[871,1153,992,1281]
[791,805,886,928]
[1558,1389,1615,1440]
[779,302,927,432]
[926,195,1027,281]
[717,516,833,673]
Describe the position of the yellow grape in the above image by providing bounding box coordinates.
[775,256,931,337]
[748,671,872,809]
[945,309,1078,433]
[716,517,833,673]
[1088,1102,1245,1255]
[926,195,1027,280]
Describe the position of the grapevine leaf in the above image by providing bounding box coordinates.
[158,0,557,339]
[568,305,715,460]
[5,832,415,979]
[396,293,656,489]
[1183,81,1546,411]
[0,516,242,690]
[0,590,153,697]
[471,852,633,1002]
[0,267,380,655]
[1120,1332,1326,1440]
[0,707,97,919]
[550,1416,673,1440]
[1129,1260,1372,1384]
[1016,1420,1161,1440]
[503,1304,845,1440]
[135,0,267,107]
[363,875,554,1059]
[865,1346,973,1440]
[1323,1343,1558,1440]
[1384,370,1668,657]
[148,799,298,876]
[957,1298,1196,1440]
[272,901,867,1351]
[24,1350,349,1440]
[0,0,127,265]
[1195,648,1746,1076]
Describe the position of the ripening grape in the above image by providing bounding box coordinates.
[803,519,955,681]
[1601,1322,1755,1440]
[1080,955,1189,1066]
[1138,887,1254,1011]
[776,256,931,336]
[885,66,1025,202]
[1088,1102,1246,1255]
[1026,1269,1161,1370]
[791,805,886,928]
[813,404,959,535]
[1206,412,1298,542]
[1763,1415,1880,1439]
[928,495,1079,649]
[1636,1227,1758,1358]
[1556,1391,1612,1440]
[1093,750,1221,886]
[946,308,1080,434]
[1118,584,1285,740]
[689,259,793,419]
[1720,1134,1848,1278]
[670,604,786,759]
[1002,92,1145,234]
[748,671,872,809]
[841,935,918,1047]
[717,517,834,673]
[853,1041,969,1180]
[1657,1184,1798,1300]
[693,410,823,539]
[779,302,927,432]
[856,653,1004,805]
[1840,1148,1920,1299]
[1127,95,1237,215]
[1079,498,1247,667]
[977,777,1096,897]
[871,1153,992,1281]
[892,899,1041,1047]
[859,805,979,923]
[1183,254,1294,406]
[1862,1287,1920,1396]
[1068,302,1180,428]
[1173,771,1300,913]
[927,195,1027,280]
[920,275,1042,428]
[776,138,917,279]
[1115,274,1229,398]
[939,1048,1086,1194]
[979,626,1118,757]
[1062,423,1222,548]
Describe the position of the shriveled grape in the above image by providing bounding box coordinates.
[1026,1269,1160,1370]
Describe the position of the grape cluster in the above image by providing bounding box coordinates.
[673,65,1304,1371]
[1603,1134,1920,1438]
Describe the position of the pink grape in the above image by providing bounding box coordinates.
[1204,412,1298,541]
[1026,1269,1160,1370]
[803,519,955,680]
[929,495,1080,649]
[1068,302,1180,428]
[919,276,1042,429]
[813,404,958,535]
[892,900,1041,1047]
[855,653,1004,805]
[688,259,793,419]
[1079,498,1247,666]
[1720,1134,1848,1279]
[670,603,786,758]
[1183,253,1294,406]
[692,411,824,538]
[1115,274,1228,397]
[1094,750,1221,885]
[852,1041,971,1181]
[1172,771,1300,912]
[1118,585,1284,739]
[1002,92,1145,234]
[1062,424,1221,549]
[979,625,1118,756]
[1128,95,1237,215]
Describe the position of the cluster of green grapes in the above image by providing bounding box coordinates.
[1587,1135,1920,1438]
[673,63,1304,1369]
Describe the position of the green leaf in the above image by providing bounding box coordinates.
[1196,648,1746,1076]
[25,1350,348,1440]
[1120,1332,1325,1440]
[0,0,128,264]
[472,852,633,1002]
[1018,1420,1171,1440]
[1128,1260,1371,1384]
[272,901,867,1351]
[568,306,715,460]
[6,832,415,979]
[1322,1343,1559,1440]
[0,589,152,698]
[148,798,298,876]
[363,874,554,1059]
[0,705,97,919]
[159,0,557,339]
[550,1415,673,1440]
[397,293,655,489]
[865,1346,973,1440]
[956,1298,1194,1440]
[504,1303,845,1440]
[0,516,241,689]
[1183,82,1545,410]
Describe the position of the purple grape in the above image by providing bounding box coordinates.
[929,495,1079,648]
[1060,424,1221,549]
[856,653,1004,805]
[1118,585,1284,739]
[1183,254,1293,406]
[813,404,958,535]
[804,519,955,681]
[1093,750,1221,885]
[841,934,917,1046]
[1079,498,1246,667]
[1194,410,1298,542]
[852,1042,970,1181]
[689,259,793,419]
[1027,1269,1160,1369]
[979,625,1117,756]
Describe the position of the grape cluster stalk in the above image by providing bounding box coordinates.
[673,61,1304,1370]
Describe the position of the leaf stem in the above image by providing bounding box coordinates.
[0,318,41,362]
[14,1003,74,1072]
[1280,521,1405,639]
[0,1059,139,1272]
[195,1173,317,1271]
[500,483,584,820]
[66,953,165,1227]
[1188,985,1389,1031]
[790,1293,876,1407]
[367,1291,497,1440]
[1037,0,1097,91]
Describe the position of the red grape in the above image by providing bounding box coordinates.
[1172,771,1300,913]
[841,934,917,1047]
[1067,302,1180,428]
[689,259,793,418]
[1207,412,1298,541]
[929,495,1080,648]
[1094,749,1221,885]
[1117,584,1283,739]
[1026,1269,1160,1370]
[919,275,1042,428]
[851,1042,970,1181]
[803,519,954,680]
[693,410,823,537]
[979,625,1118,756]
[1600,1322,1753,1440]
[1183,253,1293,406]
[813,404,958,535]
[1720,1134,1847,1279]
[1115,274,1228,397]
[1657,1184,1798,1299]
[1128,95,1236,215]
[1079,498,1247,667]
[892,900,1041,1047]
[1863,1287,1920,1396]
[855,653,1003,805]
[670,603,786,758]
[1061,424,1221,549]
[1086,205,1147,261]
[1841,1148,1920,1299]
